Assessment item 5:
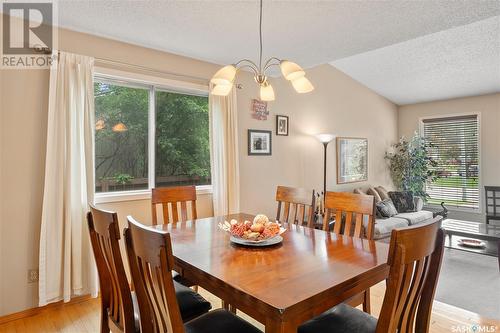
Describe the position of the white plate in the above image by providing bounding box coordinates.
[458,238,486,248]
[230,235,283,247]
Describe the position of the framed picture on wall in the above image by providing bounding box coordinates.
[336,137,368,184]
[248,130,272,155]
[276,115,289,136]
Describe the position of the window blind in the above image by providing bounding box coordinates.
[422,115,479,209]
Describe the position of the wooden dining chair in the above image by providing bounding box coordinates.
[87,205,138,333]
[87,206,211,333]
[324,191,376,313]
[152,185,200,290]
[276,185,316,228]
[124,216,262,333]
[151,185,197,225]
[324,191,376,239]
[298,216,444,333]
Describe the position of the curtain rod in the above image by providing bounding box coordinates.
[40,48,209,84]
[93,56,242,89]
[36,47,243,89]
[93,56,210,85]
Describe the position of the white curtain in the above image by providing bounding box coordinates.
[209,85,240,216]
[39,52,98,306]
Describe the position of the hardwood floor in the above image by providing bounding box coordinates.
[0,282,498,333]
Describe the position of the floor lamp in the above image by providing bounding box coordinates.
[315,134,335,210]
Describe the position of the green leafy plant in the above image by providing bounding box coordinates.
[385,133,437,200]
[114,173,134,185]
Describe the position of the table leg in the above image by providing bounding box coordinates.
[265,319,296,333]
[497,240,500,272]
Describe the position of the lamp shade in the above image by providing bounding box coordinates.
[292,76,314,93]
[280,60,305,81]
[260,83,275,101]
[210,65,237,85]
[211,84,233,96]
[315,133,335,143]
[112,122,128,132]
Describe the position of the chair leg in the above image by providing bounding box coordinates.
[362,289,371,314]
[497,240,500,272]
[221,300,237,313]
[100,304,109,333]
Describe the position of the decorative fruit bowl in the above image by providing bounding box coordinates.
[458,238,486,248]
[218,214,286,246]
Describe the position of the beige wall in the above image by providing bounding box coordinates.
[236,65,398,217]
[398,93,500,222]
[0,17,398,316]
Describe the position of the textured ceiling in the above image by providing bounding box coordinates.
[7,0,499,104]
[332,16,500,105]
[51,0,500,68]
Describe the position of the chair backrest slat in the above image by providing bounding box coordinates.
[376,217,444,333]
[151,186,197,225]
[324,192,375,239]
[87,206,135,333]
[180,202,188,221]
[298,204,305,224]
[124,216,185,333]
[275,186,316,228]
[171,203,179,223]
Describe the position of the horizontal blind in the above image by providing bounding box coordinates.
[422,115,479,209]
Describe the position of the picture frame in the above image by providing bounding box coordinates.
[336,137,368,184]
[248,130,272,156]
[276,115,289,136]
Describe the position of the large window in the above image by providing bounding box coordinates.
[155,90,210,187]
[422,115,479,209]
[94,76,210,195]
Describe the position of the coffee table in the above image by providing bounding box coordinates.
[441,219,500,270]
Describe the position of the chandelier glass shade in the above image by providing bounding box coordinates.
[210,0,314,101]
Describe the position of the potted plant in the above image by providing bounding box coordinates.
[385,133,437,200]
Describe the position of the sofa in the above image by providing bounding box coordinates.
[353,186,435,240]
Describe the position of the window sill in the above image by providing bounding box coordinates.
[94,185,213,204]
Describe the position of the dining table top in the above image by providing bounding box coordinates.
[154,212,390,323]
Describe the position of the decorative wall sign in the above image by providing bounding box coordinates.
[336,137,368,184]
[276,115,289,136]
[251,99,269,120]
[248,130,272,155]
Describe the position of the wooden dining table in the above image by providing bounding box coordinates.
[154,213,390,333]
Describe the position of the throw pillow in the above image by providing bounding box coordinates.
[353,188,365,195]
[375,186,390,201]
[366,187,382,203]
[376,199,398,218]
[389,191,415,213]
[414,196,424,211]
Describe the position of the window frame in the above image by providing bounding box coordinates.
[93,67,212,204]
[418,112,482,213]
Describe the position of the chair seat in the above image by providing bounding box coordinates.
[174,281,212,322]
[131,282,211,328]
[185,309,262,333]
[298,303,377,333]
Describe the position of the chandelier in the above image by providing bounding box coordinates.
[210,0,314,101]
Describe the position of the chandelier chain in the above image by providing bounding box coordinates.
[210,0,313,100]
[259,0,263,72]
